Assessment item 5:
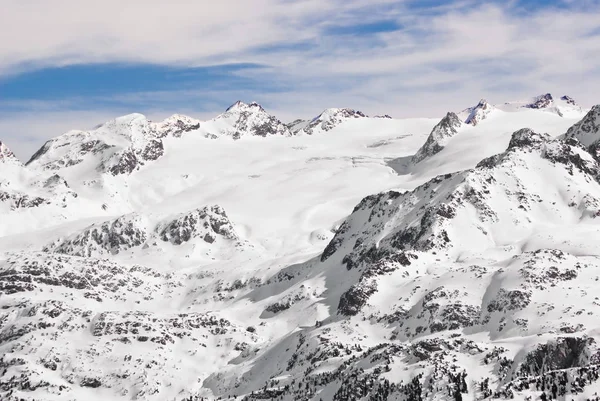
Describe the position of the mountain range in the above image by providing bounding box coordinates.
[2,94,600,401]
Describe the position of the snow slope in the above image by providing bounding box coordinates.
[1,97,599,401]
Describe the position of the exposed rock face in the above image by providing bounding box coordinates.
[412,112,463,163]
[44,205,242,257]
[153,114,201,138]
[0,191,48,210]
[285,118,310,134]
[301,108,367,135]
[465,99,494,126]
[211,101,293,139]
[46,214,148,257]
[157,205,239,245]
[524,93,554,109]
[564,105,600,147]
[561,95,577,106]
[374,114,392,119]
[517,337,599,378]
[0,252,168,297]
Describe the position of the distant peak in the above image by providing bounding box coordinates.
[507,128,549,150]
[465,99,494,126]
[0,140,20,163]
[412,111,463,164]
[225,100,265,113]
[317,108,367,119]
[444,111,460,120]
[561,95,578,106]
[302,108,367,135]
[563,104,600,147]
[524,93,554,109]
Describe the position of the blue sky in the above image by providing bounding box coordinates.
[1,0,600,159]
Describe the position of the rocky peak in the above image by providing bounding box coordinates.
[45,213,149,257]
[153,114,201,138]
[506,128,550,150]
[225,100,266,113]
[157,205,239,245]
[44,205,243,257]
[302,108,368,135]
[563,105,600,147]
[412,112,463,164]
[524,93,554,109]
[374,114,392,119]
[212,101,292,139]
[465,99,494,126]
[561,95,577,106]
[27,113,202,176]
[0,141,20,164]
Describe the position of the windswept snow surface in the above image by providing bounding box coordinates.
[2,99,600,401]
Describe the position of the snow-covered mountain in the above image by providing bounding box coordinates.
[412,112,464,164]
[459,94,585,127]
[299,108,368,135]
[498,93,585,118]
[2,96,600,401]
[26,113,201,176]
[563,105,600,146]
[200,101,293,139]
[0,141,20,164]
[463,99,496,126]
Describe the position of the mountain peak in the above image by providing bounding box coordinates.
[211,101,291,139]
[563,104,600,147]
[0,140,20,164]
[412,111,463,164]
[318,107,367,118]
[524,93,554,109]
[225,100,265,113]
[465,99,494,126]
[302,108,367,135]
[561,95,578,106]
[154,114,201,138]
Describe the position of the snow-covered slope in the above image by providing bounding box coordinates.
[2,98,600,401]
